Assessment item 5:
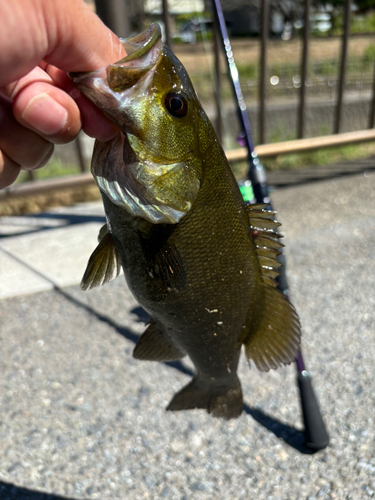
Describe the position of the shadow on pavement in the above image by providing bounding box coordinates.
[243,406,314,454]
[0,212,106,239]
[0,481,81,500]
[59,289,313,454]
[0,290,314,499]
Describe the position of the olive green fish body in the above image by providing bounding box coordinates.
[103,140,260,387]
[73,24,301,419]
[100,157,255,416]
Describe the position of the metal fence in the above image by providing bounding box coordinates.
[201,0,375,144]
[2,0,375,200]
[166,0,375,160]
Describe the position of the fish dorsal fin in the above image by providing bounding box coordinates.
[80,226,121,291]
[133,321,185,361]
[244,286,301,371]
[247,204,284,288]
[245,205,301,369]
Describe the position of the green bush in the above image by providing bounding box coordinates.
[351,11,375,33]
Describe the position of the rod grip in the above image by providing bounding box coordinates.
[297,372,329,451]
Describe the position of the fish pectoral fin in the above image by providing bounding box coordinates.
[80,233,121,291]
[245,286,301,371]
[151,240,187,290]
[98,223,109,242]
[167,376,243,420]
[133,321,185,361]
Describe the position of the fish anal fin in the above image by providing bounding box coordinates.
[167,376,243,420]
[245,286,301,372]
[133,321,185,361]
[81,232,121,291]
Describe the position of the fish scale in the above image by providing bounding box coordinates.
[72,23,301,419]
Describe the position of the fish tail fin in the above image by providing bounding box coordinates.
[167,378,209,412]
[245,286,301,371]
[208,376,243,419]
[167,375,243,420]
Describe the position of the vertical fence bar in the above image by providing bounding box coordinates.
[259,0,269,144]
[334,0,351,134]
[162,0,172,48]
[27,171,35,181]
[74,136,87,173]
[369,59,375,129]
[298,0,310,139]
[213,17,223,144]
[94,0,130,38]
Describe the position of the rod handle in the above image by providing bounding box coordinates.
[297,372,329,451]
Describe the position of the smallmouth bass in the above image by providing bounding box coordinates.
[71,24,301,419]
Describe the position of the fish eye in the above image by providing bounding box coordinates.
[165,93,188,118]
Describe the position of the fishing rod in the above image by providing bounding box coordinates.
[211,0,329,451]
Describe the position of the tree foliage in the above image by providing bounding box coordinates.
[313,0,375,13]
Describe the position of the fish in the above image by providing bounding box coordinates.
[71,24,301,419]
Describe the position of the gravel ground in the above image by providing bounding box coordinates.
[0,171,374,500]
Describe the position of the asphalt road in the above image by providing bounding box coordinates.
[0,170,375,500]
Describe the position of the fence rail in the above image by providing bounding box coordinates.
[2,127,374,202]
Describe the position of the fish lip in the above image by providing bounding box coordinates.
[69,24,163,130]
[117,23,162,63]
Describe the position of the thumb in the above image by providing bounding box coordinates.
[0,0,126,88]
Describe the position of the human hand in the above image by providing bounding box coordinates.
[0,0,126,189]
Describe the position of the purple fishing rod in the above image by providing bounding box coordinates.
[211,0,329,451]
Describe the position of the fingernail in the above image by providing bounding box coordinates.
[22,93,68,135]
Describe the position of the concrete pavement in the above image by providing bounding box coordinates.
[0,170,374,499]
[0,202,106,300]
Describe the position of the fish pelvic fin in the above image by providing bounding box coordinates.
[167,375,243,420]
[80,227,121,291]
[133,321,185,361]
[245,286,301,371]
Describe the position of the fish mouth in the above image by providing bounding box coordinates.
[107,23,162,93]
[70,23,163,109]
